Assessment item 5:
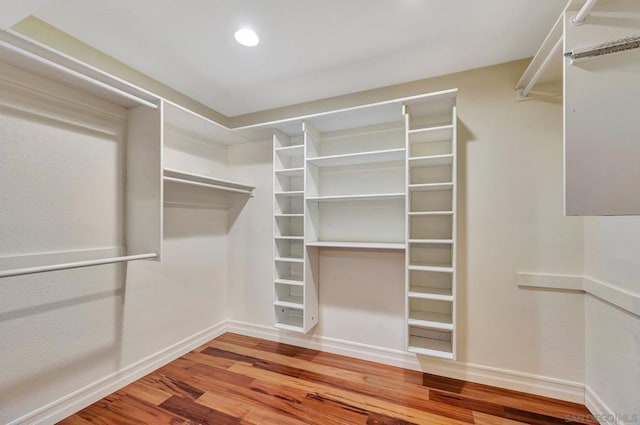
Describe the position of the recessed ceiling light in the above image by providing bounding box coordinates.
[234,28,259,47]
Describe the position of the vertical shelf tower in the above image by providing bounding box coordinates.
[404,94,457,359]
[273,130,319,332]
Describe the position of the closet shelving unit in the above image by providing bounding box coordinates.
[273,129,317,332]
[265,90,458,353]
[404,94,458,360]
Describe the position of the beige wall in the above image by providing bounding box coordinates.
[227,59,586,388]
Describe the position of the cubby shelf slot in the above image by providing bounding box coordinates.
[408,211,454,216]
[275,191,304,197]
[274,296,304,309]
[275,214,304,218]
[408,239,454,245]
[408,264,454,273]
[275,145,304,157]
[275,236,304,241]
[408,124,454,143]
[408,183,453,192]
[274,322,304,332]
[274,257,304,263]
[275,167,304,177]
[163,168,254,195]
[408,336,454,359]
[408,287,453,301]
[408,311,454,331]
[307,148,405,167]
[274,279,304,287]
[306,241,405,250]
[408,154,454,167]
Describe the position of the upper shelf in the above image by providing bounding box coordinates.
[0,30,159,109]
[163,168,254,195]
[307,148,405,167]
[163,101,250,145]
[408,125,454,144]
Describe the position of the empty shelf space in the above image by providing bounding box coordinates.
[275,145,304,157]
[275,167,304,177]
[163,168,254,194]
[408,211,454,216]
[274,278,304,287]
[274,257,304,263]
[408,311,453,331]
[275,214,304,217]
[408,239,453,245]
[409,183,453,192]
[408,336,453,359]
[274,295,304,309]
[275,236,304,241]
[408,287,453,301]
[275,191,305,197]
[306,193,405,202]
[307,148,405,167]
[306,241,405,250]
[408,154,454,167]
[408,125,454,144]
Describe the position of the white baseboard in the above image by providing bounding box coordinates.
[585,386,634,425]
[9,321,227,425]
[226,320,585,403]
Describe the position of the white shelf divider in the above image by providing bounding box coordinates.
[408,154,454,167]
[163,168,254,195]
[408,182,453,192]
[306,193,405,202]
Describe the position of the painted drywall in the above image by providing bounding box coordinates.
[0,65,230,424]
[227,59,586,385]
[584,217,640,421]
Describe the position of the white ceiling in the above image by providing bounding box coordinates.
[33,0,565,116]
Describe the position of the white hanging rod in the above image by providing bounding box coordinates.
[163,176,254,195]
[519,37,563,98]
[572,0,598,25]
[0,39,158,109]
[565,35,640,62]
[0,253,157,279]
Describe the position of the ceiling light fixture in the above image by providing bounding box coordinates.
[234,28,259,47]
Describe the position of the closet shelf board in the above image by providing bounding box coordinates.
[307,148,405,167]
[306,193,405,202]
[408,336,453,359]
[408,154,454,167]
[408,311,454,331]
[408,183,453,192]
[163,168,254,194]
[306,241,406,250]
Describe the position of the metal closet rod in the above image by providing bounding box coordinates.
[0,253,157,279]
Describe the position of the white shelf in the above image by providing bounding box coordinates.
[306,193,405,202]
[408,125,454,144]
[275,167,304,177]
[307,148,405,167]
[408,287,453,302]
[275,257,304,263]
[306,241,406,250]
[408,311,453,331]
[408,183,453,192]
[408,211,454,216]
[275,236,304,241]
[408,239,454,245]
[409,154,454,167]
[274,295,304,309]
[408,336,453,359]
[275,214,304,218]
[275,191,304,197]
[408,264,454,273]
[274,278,304,287]
[163,168,254,195]
[275,145,304,157]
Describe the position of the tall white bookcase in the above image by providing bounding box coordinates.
[270,90,457,360]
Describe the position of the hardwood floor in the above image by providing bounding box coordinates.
[60,333,596,424]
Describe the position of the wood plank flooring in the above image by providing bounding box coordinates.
[59,333,596,424]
